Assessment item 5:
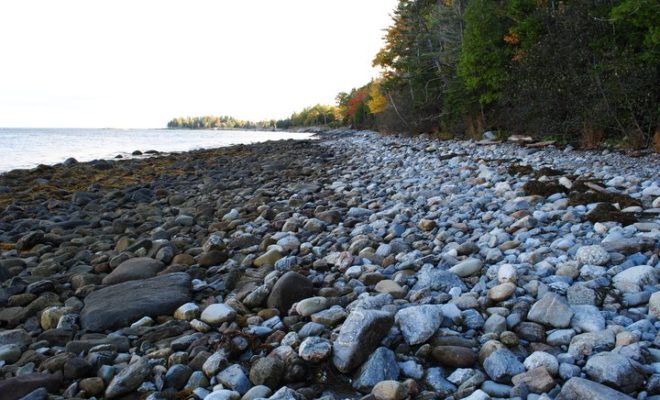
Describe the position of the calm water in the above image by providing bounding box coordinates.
[0,128,313,172]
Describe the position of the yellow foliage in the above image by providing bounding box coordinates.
[367,81,388,114]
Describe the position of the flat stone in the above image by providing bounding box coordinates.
[80,272,192,332]
[488,282,516,302]
[374,280,406,298]
[432,346,478,368]
[332,309,394,373]
[448,258,483,277]
[266,272,314,313]
[527,292,574,328]
[395,304,443,345]
[102,257,164,285]
[295,297,330,317]
[557,377,634,400]
[612,265,657,293]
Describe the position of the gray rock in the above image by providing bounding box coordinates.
[248,357,284,389]
[575,245,610,266]
[266,272,314,313]
[527,292,574,328]
[105,357,151,399]
[80,272,192,332]
[267,387,305,400]
[557,377,634,400]
[0,329,32,348]
[298,336,331,362]
[612,265,657,293]
[570,305,605,332]
[395,304,443,345]
[332,309,394,373]
[217,364,251,395]
[413,266,466,292]
[424,367,456,397]
[448,258,482,277]
[584,352,645,393]
[483,349,525,383]
[352,347,399,393]
[102,257,164,285]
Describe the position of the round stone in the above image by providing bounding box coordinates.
[576,245,610,266]
[524,351,559,375]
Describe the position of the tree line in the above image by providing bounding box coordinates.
[170,0,658,149]
[345,0,659,149]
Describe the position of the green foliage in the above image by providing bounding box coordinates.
[457,0,510,108]
[167,116,275,130]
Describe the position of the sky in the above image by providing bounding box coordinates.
[0,0,398,128]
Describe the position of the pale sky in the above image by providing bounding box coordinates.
[0,1,398,128]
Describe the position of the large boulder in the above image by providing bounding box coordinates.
[102,257,164,285]
[80,273,192,332]
[332,309,394,373]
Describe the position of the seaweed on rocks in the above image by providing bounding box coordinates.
[585,203,639,225]
[522,180,570,197]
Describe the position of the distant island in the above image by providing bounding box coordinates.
[166,116,277,130]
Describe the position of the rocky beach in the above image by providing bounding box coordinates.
[0,129,659,400]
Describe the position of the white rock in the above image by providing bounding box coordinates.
[448,258,483,277]
[201,304,236,325]
[524,351,559,375]
[576,245,610,266]
[497,264,517,284]
[612,265,657,293]
[174,302,200,321]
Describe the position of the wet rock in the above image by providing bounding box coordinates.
[80,272,192,332]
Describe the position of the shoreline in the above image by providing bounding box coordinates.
[0,129,659,399]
